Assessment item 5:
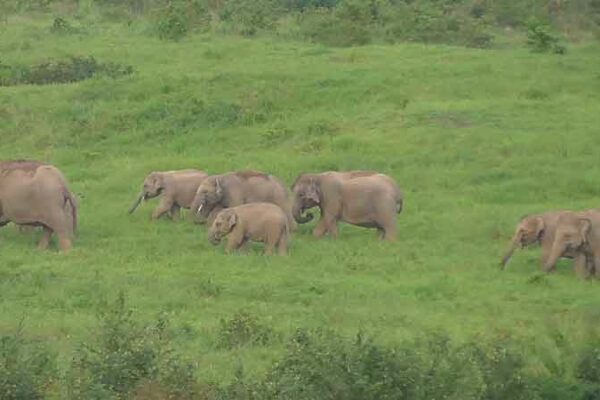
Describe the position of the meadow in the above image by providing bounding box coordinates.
[1,5,600,397]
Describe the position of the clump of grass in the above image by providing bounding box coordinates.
[216,311,276,349]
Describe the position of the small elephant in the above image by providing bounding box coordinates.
[291,171,402,241]
[500,210,576,269]
[191,170,295,229]
[208,203,290,255]
[544,209,600,279]
[0,160,77,252]
[129,169,208,220]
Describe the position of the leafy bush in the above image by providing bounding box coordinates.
[526,19,567,53]
[0,56,133,86]
[0,324,56,400]
[65,293,198,399]
[218,0,282,36]
[216,311,276,349]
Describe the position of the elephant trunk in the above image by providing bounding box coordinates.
[500,239,520,269]
[293,201,313,224]
[128,192,145,214]
[208,230,221,245]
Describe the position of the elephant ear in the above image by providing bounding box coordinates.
[226,211,237,230]
[579,218,592,244]
[150,172,165,189]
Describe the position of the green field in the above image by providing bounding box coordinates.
[1,8,600,397]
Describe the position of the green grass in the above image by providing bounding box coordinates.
[1,12,600,385]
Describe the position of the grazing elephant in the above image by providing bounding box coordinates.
[129,169,208,220]
[544,210,600,278]
[208,203,290,255]
[191,170,295,229]
[291,171,402,241]
[500,211,576,269]
[0,160,77,252]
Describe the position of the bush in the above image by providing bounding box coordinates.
[216,311,276,349]
[218,0,282,36]
[0,323,56,400]
[526,19,567,54]
[0,56,133,86]
[65,293,198,399]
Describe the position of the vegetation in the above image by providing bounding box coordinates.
[1,0,600,397]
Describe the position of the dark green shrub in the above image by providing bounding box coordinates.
[65,293,198,399]
[155,1,190,40]
[219,0,282,36]
[526,19,567,53]
[0,324,56,400]
[0,57,133,87]
[216,311,276,349]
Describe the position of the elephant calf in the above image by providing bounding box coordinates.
[500,210,581,271]
[544,209,600,279]
[129,169,208,220]
[291,171,402,241]
[208,203,290,255]
[0,160,77,252]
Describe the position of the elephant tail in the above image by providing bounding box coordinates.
[63,189,78,235]
[396,197,403,214]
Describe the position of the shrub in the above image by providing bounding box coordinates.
[0,323,56,400]
[65,293,198,399]
[526,19,567,54]
[219,0,282,36]
[0,57,133,87]
[216,311,276,349]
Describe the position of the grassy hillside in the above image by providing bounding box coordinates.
[1,10,600,395]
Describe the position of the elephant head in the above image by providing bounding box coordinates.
[208,209,237,245]
[191,176,224,220]
[291,175,321,224]
[129,172,165,214]
[544,215,591,271]
[500,215,545,268]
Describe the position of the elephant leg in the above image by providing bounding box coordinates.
[263,240,276,256]
[169,204,181,221]
[225,231,245,254]
[574,254,591,279]
[277,237,288,256]
[314,214,337,238]
[152,198,173,220]
[38,227,53,250]
[541,245,556,273]
[382,224,397,242]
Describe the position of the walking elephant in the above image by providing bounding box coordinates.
[0,160,77,252]
[291,171,402,241]
[208,203,290,255]
[544,210,600,279]
[500,210,576,269]
[129,169,208,220]
[191,170,295,228]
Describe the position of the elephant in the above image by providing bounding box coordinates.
[191,170,295,229]
[291,171,402,241]
[129,169,208,220]
[500,210,577,269]
[0,160,78,252]
[544,210,600,279]
[208,203,290,255]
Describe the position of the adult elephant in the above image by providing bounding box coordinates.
[129,169,208,220]
[291,171,402,241]
[544,209,600,278]
[500,210,576,269]
[0,160,77,252]
[191,170,295,228]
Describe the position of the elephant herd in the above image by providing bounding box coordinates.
[1,159,598,279]
[127,168,404,254]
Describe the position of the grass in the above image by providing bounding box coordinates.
[1,12,600,386]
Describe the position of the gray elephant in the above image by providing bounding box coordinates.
[0,160,77,252]
[544,210,600,278]
[129,169,208,220]
[291,171,402,241]
[191,170,295,228]
[208,203,290,255]
[500,210,576,269]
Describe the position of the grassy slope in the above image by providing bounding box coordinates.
[1,14,600,381]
